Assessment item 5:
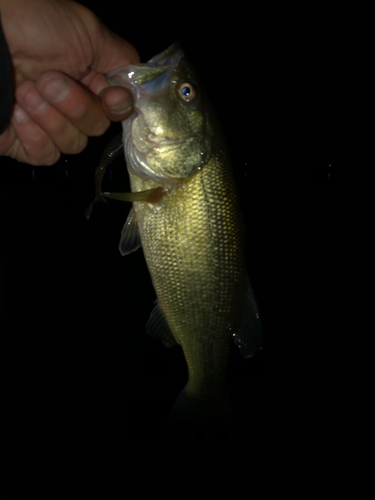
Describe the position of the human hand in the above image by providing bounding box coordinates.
[0,0,139,165]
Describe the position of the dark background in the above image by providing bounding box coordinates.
[310,164,339,191]
[1,1,346,445]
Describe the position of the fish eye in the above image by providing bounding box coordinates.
[178,82,196,102]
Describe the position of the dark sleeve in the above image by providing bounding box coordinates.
[0,13,14,134]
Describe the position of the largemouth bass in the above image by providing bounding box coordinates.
[86,43,262,431]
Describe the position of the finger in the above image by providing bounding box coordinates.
[10,104,61,166]
[90,23,140,73]
[36,71,111,137]
[16,80,88,156]
[100,86,134,122]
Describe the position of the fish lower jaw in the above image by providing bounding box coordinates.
[132,133,183,155]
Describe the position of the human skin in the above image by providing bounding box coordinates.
[0,0,139,165]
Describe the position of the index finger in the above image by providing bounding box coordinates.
[36,72,110,137]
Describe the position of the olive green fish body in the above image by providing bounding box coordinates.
[131,147,246,400]
[103,43,262,425]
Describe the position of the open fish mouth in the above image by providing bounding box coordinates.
[106,44,188,150]
[106,42,184,99]
[106,42,210,182]
[106,43,190,182]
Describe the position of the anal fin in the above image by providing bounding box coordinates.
[146,300,178,348]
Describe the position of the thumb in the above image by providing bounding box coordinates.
[89,23,140,122]
[100,85,134,122]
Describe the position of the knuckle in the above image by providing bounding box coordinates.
[35,147,61,166]
[62,134,88,155]
[25,140,60,166]
[42,151,61,166]
[15,80,36,100]
[90,118,110,137]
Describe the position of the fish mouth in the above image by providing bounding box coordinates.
[106,42,187,152]
[106,42,184,97]
[106,43,200,184]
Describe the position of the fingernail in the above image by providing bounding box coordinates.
[13,104,30,124]
[41,78,71,103]
[110,98,132,114]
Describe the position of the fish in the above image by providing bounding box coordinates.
[86,43,263,431]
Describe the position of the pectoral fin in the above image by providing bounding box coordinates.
[118,207,142,256]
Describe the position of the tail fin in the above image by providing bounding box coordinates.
[163,385,232,433]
